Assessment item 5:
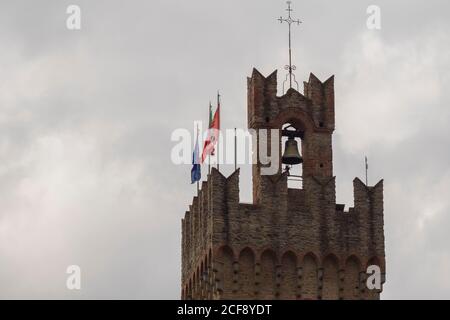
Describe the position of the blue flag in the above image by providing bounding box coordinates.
[191,131,201,184]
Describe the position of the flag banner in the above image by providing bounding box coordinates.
[201,103,220,163]
[191,131,201,184]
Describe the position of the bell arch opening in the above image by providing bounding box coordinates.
[281,123,303,189]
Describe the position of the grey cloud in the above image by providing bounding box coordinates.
[0,0,449,299]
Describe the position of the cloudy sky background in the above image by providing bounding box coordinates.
[0,0,449,299]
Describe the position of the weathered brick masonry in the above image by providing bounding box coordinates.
[181,69,386,300]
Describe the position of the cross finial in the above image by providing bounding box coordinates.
[278,1,302,93]
[286,1,293,13]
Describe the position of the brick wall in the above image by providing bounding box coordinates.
[181,69,385,300]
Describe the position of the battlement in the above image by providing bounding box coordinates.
[247,69,334,132]
[181,168,385,299]
[181,68,385,300]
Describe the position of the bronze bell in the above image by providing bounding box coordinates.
[282,137,303,165]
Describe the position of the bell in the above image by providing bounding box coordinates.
[282,137,303,165]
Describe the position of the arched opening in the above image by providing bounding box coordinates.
[188,279,192,300]
[216,246,234,299]
[366,256,382,300]
[281,123,303,189]
[260,249,277,299]
[301,253,318,299]
[200,261,205,300]
[344,256,361,300]
[279,251,298,300]
[322,254,340,300]
[238,247,255,299]
[194,268,200,299]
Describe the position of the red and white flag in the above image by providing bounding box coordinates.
[201,99,220,163]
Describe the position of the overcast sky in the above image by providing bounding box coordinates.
[0,0,449,299]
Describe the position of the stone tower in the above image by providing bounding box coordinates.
[181,69,386,300]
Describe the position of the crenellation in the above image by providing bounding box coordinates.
[181,69,385,300]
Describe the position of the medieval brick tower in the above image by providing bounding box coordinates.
[181,69,386,300]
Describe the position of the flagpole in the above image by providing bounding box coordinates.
[217,91,220,172]
[197,124,200,195]
[196,123,202,197]
[365,156,368,185]
[234,127,237,172]
[208,102,211,176]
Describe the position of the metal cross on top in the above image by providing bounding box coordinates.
[278,1,302,92]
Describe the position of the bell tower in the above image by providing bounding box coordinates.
[181,2,385,300]
[181,69,386,300]
[248,69,336,205]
